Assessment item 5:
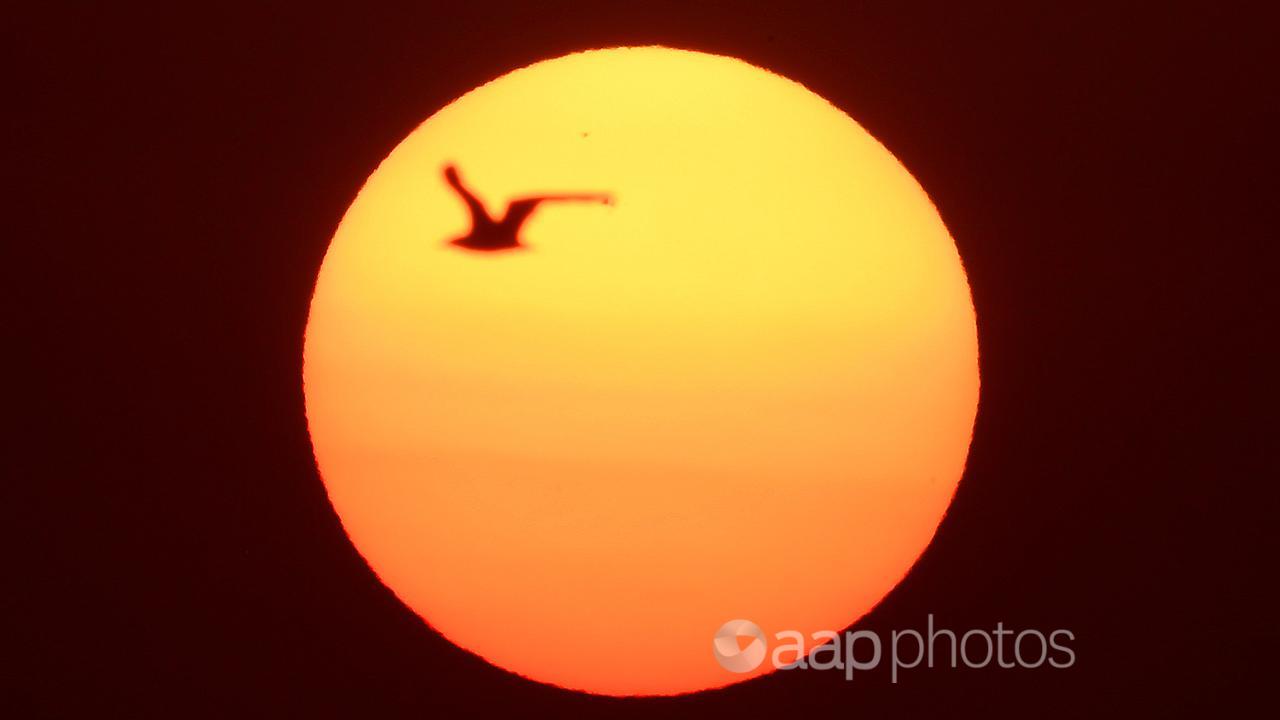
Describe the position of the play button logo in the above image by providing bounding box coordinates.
[712,619,768,673]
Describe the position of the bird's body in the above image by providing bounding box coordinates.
[442,165,611,251]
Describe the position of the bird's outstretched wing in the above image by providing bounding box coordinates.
[503,194,612,228]
[501,198,543,230]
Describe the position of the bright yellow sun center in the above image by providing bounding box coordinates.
[303,46,979,696]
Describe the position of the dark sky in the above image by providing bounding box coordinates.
[7,2,1274,717]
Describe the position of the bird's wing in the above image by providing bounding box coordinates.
[501,198,543,229]
[445,169,492,226]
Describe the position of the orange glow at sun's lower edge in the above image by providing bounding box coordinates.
[303,46,979,696]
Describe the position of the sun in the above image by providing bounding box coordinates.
[303,46,979,696]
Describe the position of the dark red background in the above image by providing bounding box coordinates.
[8,2,1274,717]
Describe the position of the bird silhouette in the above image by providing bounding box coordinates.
[442,164,612,251]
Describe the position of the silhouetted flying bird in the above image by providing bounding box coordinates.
[443,164,611,251]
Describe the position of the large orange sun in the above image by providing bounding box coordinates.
[303,47,978,696]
